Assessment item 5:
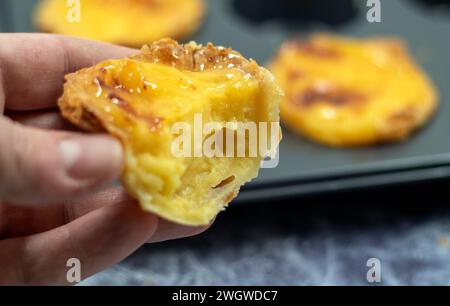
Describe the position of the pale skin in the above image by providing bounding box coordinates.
[0,34,209,285]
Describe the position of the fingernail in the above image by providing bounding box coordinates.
[59,135,123,181]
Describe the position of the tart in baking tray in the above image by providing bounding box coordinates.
[35,0,205,46]
[270,34,438,147]
[59,39,283,225]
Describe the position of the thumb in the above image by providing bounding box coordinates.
[0,117,123,204]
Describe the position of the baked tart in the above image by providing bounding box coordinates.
[35,0,205,47]
[58,39,283,225]
[271,34,438,147]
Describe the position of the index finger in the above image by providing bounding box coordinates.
[0,33,138,111]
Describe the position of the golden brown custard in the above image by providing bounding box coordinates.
[271,34,438,147]
[59,39,283,225]
[35,0,205,46]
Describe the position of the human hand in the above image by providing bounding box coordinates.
[0,34,209,285]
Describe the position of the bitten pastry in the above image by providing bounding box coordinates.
[58,39,282,226]
[271,34,438,147]
[35,0,205,47]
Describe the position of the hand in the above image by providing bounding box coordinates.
[0,34,209,285]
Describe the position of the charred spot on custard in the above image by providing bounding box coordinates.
[291,84,366,108]
[287,39,340,58]
[287,70,304,81]
[387,109,416,124]
[94,73,165,132]
[108,92,127,106]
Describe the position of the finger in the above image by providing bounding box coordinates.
[0,117,123,204]
[0,33,138,111]
[148,218,212,243]
[0,187,129,239]
[0,201,158,285]
[5,110,78,131]
[0,186,211,242]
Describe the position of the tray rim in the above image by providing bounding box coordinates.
[238,163,450,202]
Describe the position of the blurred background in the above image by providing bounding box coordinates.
[2,0,450,285]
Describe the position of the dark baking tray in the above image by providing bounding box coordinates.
[2,0,450,202]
